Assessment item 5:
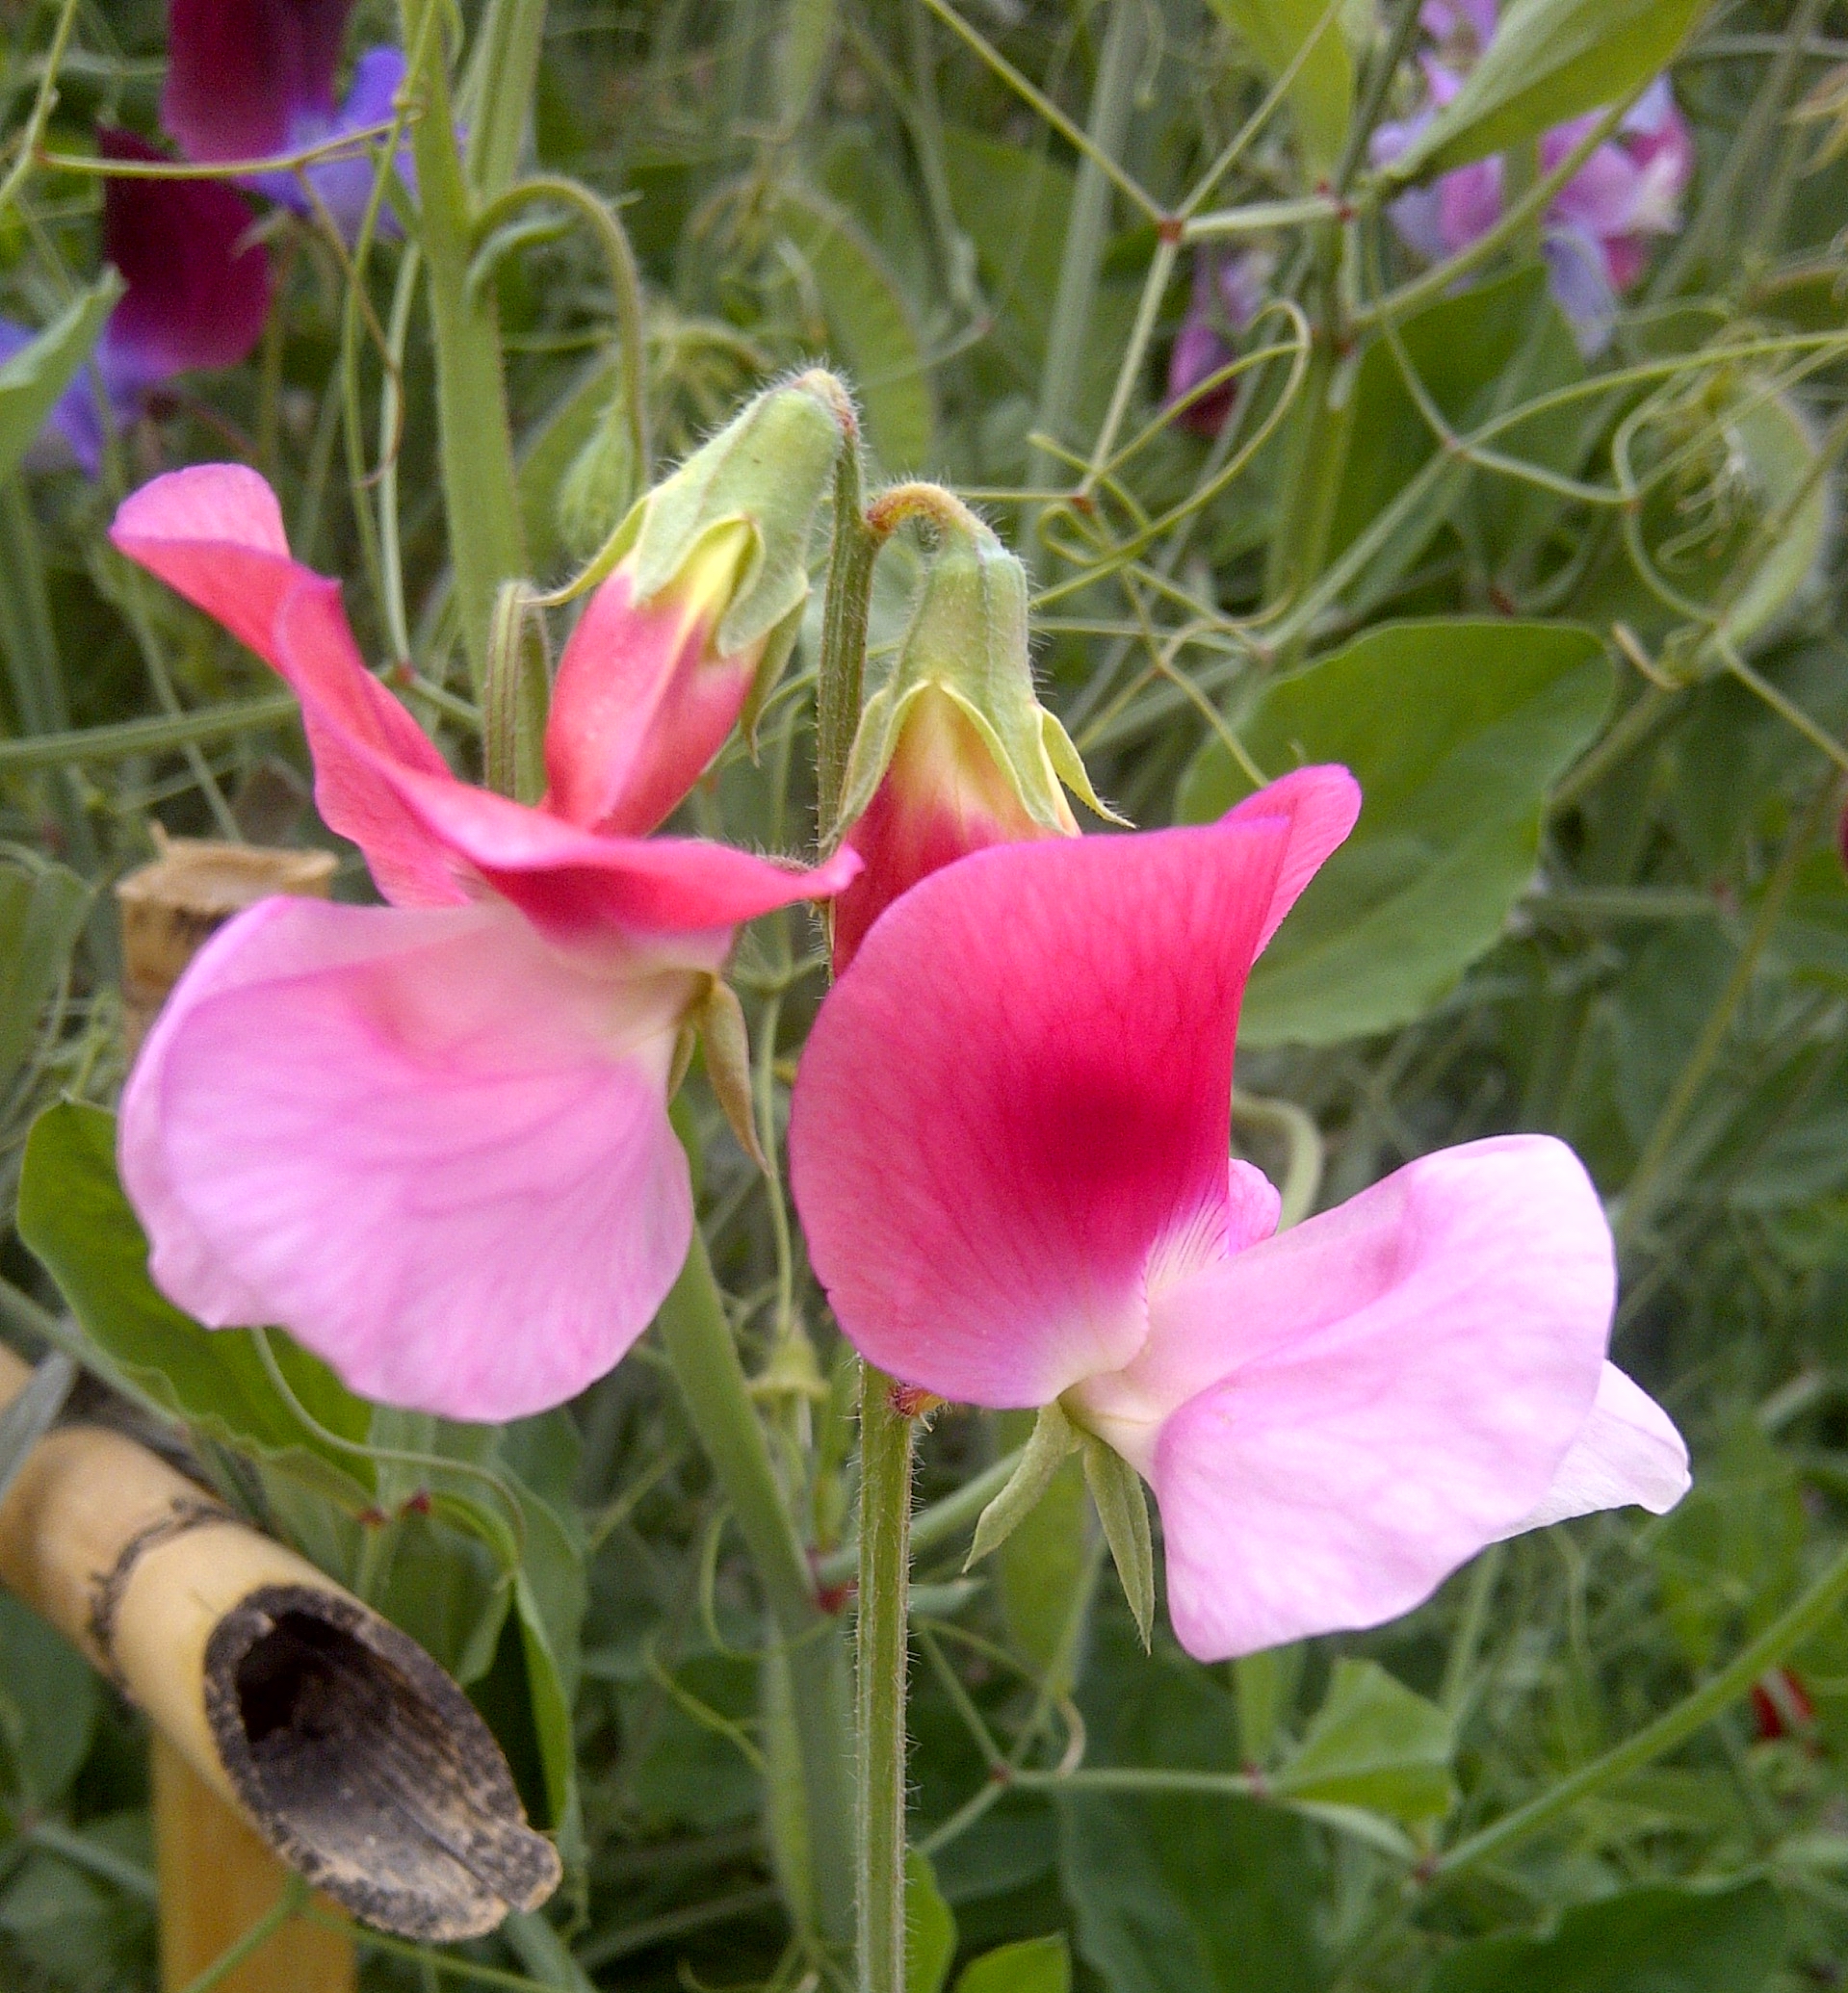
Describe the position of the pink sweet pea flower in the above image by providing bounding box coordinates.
[110,464,857,1420]
[1163,250,1272,438]
[162,0,415,240]
[789,767,1688,1659]
[1,130,270,477]
[1372,0,1694,354]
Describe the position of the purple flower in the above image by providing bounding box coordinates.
[0,128,270,477]
[162,0,413,241]
[1165,250,1273,437]
[1372,4,1693,352]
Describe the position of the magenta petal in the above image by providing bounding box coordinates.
[1137,1136,1619,1659]
[164,0,353,162]
[121,895,695,1418]
[791,808,1311,1408]
[544,564,752,837]
[1224,764,1362,954]
[96,130,270,389]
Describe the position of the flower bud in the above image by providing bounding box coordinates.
[831,506,1115,969]
[544,375,848,836]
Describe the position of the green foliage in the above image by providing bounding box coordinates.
[0,279,118,489]
[0,862,87,1104]
[1178,620,1612,1043]
[956,1934,1070,1993]
[1273,1660,1457,1825]
[1206,0,1354,175]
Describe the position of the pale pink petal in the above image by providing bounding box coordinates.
[1438,157,1503,252]
[1125,1136,1616,1660]
[791,811,1303,1407]
[1500,1360,1689,1535]
[1224,764,1361,954]
[122,895,697,1419]
[544,564,753,836]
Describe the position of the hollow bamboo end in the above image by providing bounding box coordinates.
[202,1584,561,1942]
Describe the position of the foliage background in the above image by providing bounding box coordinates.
[3,0,1848,1987]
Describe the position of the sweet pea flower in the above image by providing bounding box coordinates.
[110,460,856,1421]
[162,0,414,240]
[0,130,269,477]
[831,503,1110,969]
[1164,250,1272,438]
[789,767,1689,1659]
[1373,0,1694,353]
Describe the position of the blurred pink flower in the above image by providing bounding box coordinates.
[163,0,414,239]
[1164,250,1272,436]
[789,766,1687,1659]
[110,465,856,1419]
[0,130,269,476]
[1373,0,1693,352]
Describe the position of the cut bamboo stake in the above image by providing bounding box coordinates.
[0,839,561,1981]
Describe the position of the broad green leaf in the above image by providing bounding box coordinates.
[1325,270,1583,611]
[1207,0,1353,175]
[14,1101,375,1507]
[1177,619,1612,1045]
[1386,0,1711,180]
[906,1847,958,1993]
[0,277,119,486]
[0,860,89,1101]
[768,184,934,472]
[1429,1880,1783,1993]
[0,1593,98,1806]
[1234,1644,1302,1766]
[957,1935,1071,1993]
[1273,1660,1456,1825]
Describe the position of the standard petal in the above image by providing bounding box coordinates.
[122,895,696,1419]
[163,0,351,162]
[96,130,271,389]
[790,810,1304,1408]
[1501,1360,1689,1535]
[1128,1135,1616,1660]
[544,557,754,837]
[1223,764,1361,954]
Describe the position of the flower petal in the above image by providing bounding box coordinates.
[289,47,415,240]
[1133,1135,1617,1659]
[791,799,1328,1408]
[121,895,695,1419]
[1500,1360,1689,1534]
[163,0,352,162]
[544,558,753,837]
[1225,764,1361,954]
[96,130,271,389]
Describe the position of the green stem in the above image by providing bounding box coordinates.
[462,0,550,197]
[856,1365,916,1993]
[656,1232,857,1952]
[815,432,874,846]
[1024,0,1146,567]
[1434,1534,1848,1879]
[814,1445,1023,1591]
[402,0,527,697]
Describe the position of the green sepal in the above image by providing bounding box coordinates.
[837,513,1115,831]
[622,376,846,662]
[966,1401,1081,1569]
[692,977,766,1171]
[1081,1435,1156,1650]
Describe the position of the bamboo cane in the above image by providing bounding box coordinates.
[0,838,561,1984]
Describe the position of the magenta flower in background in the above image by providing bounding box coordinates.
[109,465,857,1421]
[1373,0,1694,352]
[162,0,413,239]
[1164,249,1272,437]
[0,129,269,476]
[789,766,1688,1659]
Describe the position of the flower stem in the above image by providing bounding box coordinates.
[655,1231,857,1953]
[856,1365,916,1993]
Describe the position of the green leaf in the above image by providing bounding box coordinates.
[0,277,120,486]
[906,1847,958,1993]
[957,1935,1071,1993]
[1081,1437,1155,1650]
[14,1101,375,1507]
[968,1401,1080,1567]
[1428,1880,1783,1993]
[1386,0,1711,180]
[1273,1659,1456,1825]
[1207,0,1353,175]
[0,1352,75,1510]
[768,184,934,472]
[0,860,89,1102]
[1177,618,1613,1045]
[0,1593,98,1806]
